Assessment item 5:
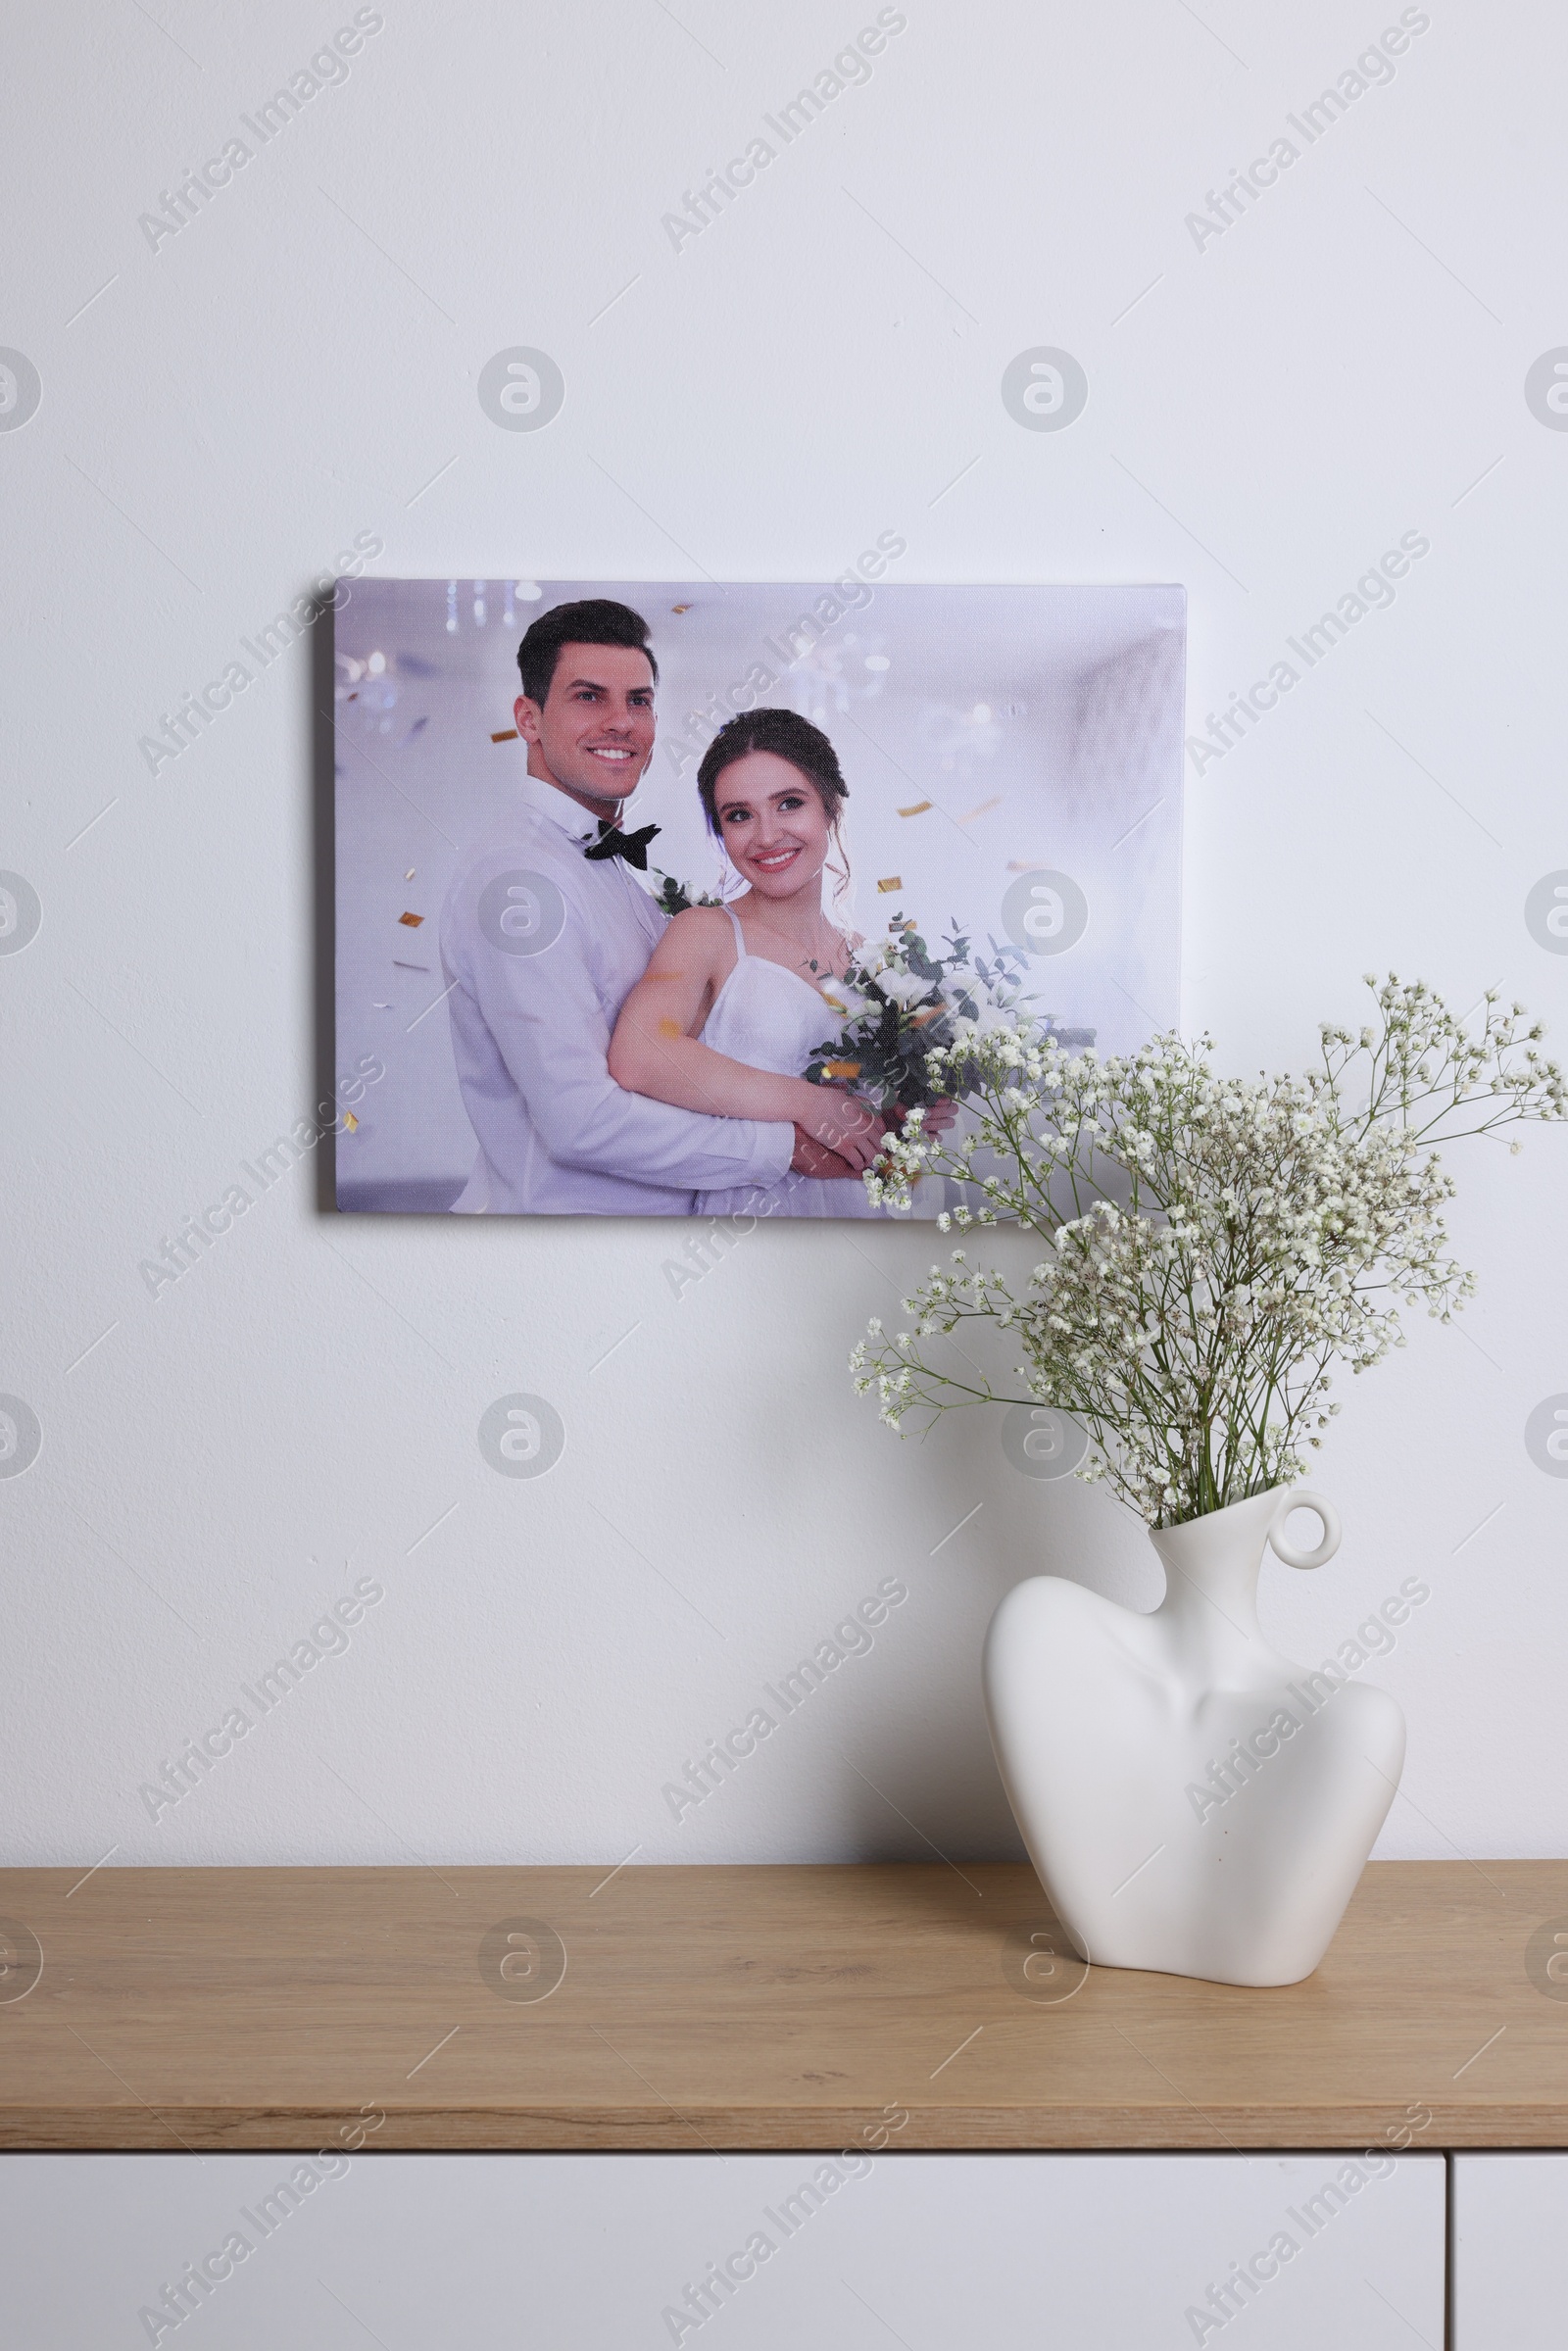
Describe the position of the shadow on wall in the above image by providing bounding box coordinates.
[830,1721,1028,1866]
[312,588,336,1213]
[776,1360,1159,1853]
[809,1443,1156,1865]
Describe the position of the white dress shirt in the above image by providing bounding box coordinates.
[440,774,794,1214]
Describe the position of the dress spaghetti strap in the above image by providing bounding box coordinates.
[723,904,747,958]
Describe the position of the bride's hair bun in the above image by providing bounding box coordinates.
[696,709,849,837]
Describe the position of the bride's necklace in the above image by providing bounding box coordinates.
[741,906,848,978]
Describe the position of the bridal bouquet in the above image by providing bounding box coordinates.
[805,916,1032,1120]
[851,975,1567,1527]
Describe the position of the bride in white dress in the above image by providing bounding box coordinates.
[609,709,906,1218]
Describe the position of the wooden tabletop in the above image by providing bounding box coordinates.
[1,1860,1565,2152]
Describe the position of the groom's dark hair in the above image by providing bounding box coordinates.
[516,599,658,707]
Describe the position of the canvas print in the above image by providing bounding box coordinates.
[333,577,1186,1218]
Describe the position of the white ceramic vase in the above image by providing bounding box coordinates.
[983,1488,1405,1987]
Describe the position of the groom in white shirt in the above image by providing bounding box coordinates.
[441,598,849,1214]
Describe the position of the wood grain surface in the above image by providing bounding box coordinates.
[1,1860,1564,2150]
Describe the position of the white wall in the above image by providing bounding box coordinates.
[3,0,1566,1871]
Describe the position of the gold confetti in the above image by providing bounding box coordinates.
[491,727,518,743]
[399,911,424,927]
[405,867,416,879]
[342,1111,359,1132]
[671,603,694,613]
[822,1059,861,1079]
[958,795,1002,824]
[1006,859,1046,873]
[876,876,903,894]
[898,800,932,817]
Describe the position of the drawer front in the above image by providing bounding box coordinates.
[1453,2153,1568,2349]
[2,2150,1444,2348]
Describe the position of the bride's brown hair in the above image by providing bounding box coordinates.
[696,709,852,898]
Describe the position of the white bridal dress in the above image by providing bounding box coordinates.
[697,907,884,1221]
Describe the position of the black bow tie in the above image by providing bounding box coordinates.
[583,818,661,870]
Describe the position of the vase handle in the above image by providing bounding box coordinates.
[1268,1488,1342,1571]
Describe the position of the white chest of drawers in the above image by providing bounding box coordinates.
[1,1860,1561,2346]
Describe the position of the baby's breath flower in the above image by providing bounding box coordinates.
[847,973,1566,1527]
